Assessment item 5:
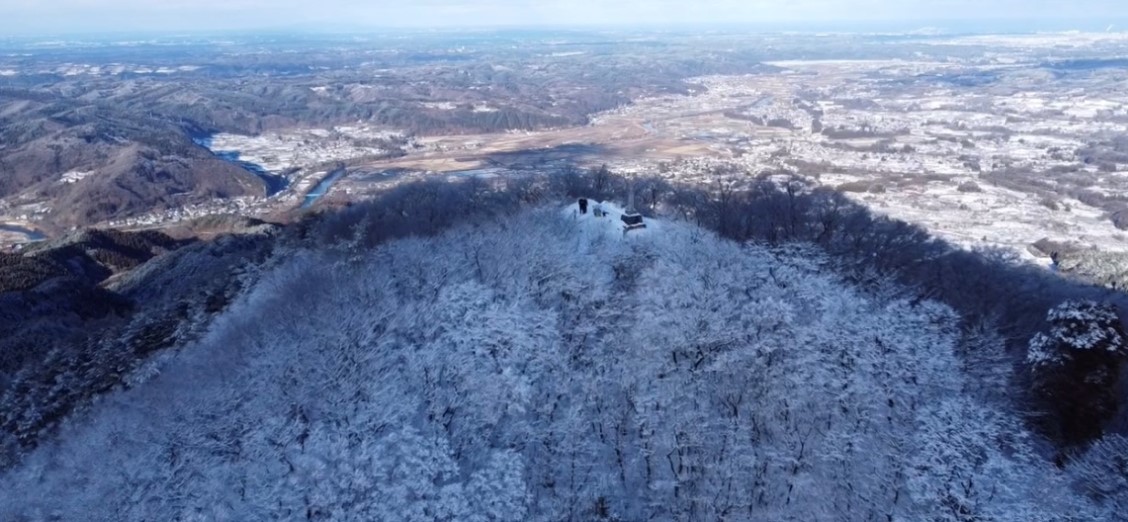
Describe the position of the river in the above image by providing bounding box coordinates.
[301,168,348,209]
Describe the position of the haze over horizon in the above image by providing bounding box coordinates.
[3,0,1128,36]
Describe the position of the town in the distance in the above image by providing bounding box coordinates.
[5,30,1128,283]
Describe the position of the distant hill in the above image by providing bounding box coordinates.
[0,92,264,229]
[0,228,182,293]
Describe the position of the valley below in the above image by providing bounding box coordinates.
[5,31,1127,276]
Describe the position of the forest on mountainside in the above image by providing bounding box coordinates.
[0,207,1099,520]
[2,169,1128,519]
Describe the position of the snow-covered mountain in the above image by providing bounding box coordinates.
[0,203,1109,520]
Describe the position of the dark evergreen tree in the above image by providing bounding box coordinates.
[1028,301,1128,446]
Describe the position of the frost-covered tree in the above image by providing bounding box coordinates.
[1028,301,1127,368]
[1069,434,1128,516]
[1028,300,1128,445]
[0,205,1102,520]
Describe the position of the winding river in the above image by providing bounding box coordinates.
[301,168,348,209]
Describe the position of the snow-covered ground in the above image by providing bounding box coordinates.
[2,205,1101,520]
[562,199,660,240]
[848,179,1128,263]
[59,170,94,184]
[208,126,404,173]
[920,31,1128,49]
[589,61,1128,260]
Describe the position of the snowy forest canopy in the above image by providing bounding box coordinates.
[2,171,1128,520]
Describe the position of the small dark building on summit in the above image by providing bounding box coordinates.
[621,211,645,230]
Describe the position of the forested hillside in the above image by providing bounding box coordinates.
[0,203,1116,520]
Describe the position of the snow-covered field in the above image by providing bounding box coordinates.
[849,179,1128,263]
[921,31,1128,49]
[208,126,404,173]
[588,59,1128,260]
[59,170,94,184]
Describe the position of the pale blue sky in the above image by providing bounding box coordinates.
[3,0,1127,35]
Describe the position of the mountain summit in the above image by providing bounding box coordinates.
[0,204,1092,520]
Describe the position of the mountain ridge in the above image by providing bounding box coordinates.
[0,202,1107,519]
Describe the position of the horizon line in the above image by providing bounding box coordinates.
[4,20,1128,40]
